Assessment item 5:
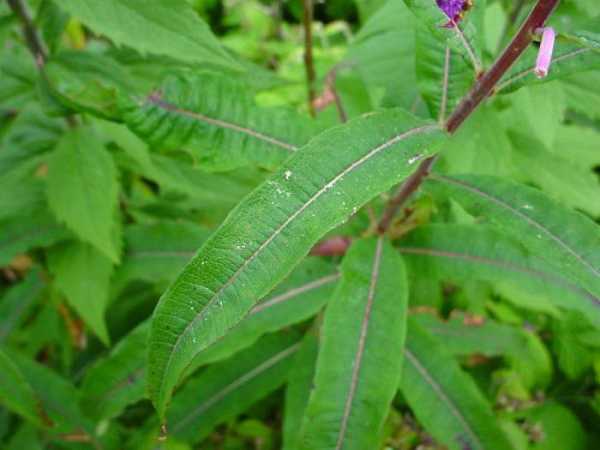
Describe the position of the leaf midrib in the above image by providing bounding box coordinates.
[404,348,483,450]
[155,124,439,406]
[399,246,600,306]
[148,97,298,152]
[335,237,383,450]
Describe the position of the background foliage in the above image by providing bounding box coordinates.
[1,0,600,449]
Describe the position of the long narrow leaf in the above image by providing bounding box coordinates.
[166,332,301,443]
[400,224,600,326]
[283,331,319,450]
[148,109,445,418]
[121,73,316,171]
[299,238,408,450]
[402,318,512,450]
[427,174,600,302]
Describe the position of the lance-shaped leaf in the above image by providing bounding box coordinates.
[149,110,444,416]
[82,260,337,419]
[559,17,600,52]
[427,174,600,303]
[299,238,408,450]
[0,269,45,344]
[80,321,149,421]
[399,224,600,326]
[57,0,239,70]
[8,351,97,441]
[415,313,552,388]
[166,332,301,443]
[0,350,44,426]
[283,331,319,450]
[148,109,444,418]
[402,318,513,450]
[120,73,316,171]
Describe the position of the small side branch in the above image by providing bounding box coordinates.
[302,0,317,117]
[377,156,438,234]
[439,46,451,124]
[6,0,47,66]
[451,21,482,75]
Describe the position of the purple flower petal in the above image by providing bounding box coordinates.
[436,0,468,21]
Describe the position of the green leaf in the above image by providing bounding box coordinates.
[427,174,600,304]
[120,73,315,171]
[80,259,337,420]
[166,332,301,443]
[345,1,417,109]
[183,258,338,375]
[57,0,239,70]
[99,120,261,212]
[402,318,513,450]
[400,224,600,326]
[299,238,408,450]
[148,109,445,418]
[560,17,600,51]
[515,402,586,450]
[46,127,121,262]
[283,331,319,450]
[43,50,135,120]
[508,131,600,216]
[0,269,45,344]
[113,220,210,295]
[0,349,44,426]
[415,313,552,388]
[0,210,69,266]
[8,351,97,440]
[48,241,113,345]
[80,321,149,420]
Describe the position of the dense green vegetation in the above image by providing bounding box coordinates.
[1,0,600,449]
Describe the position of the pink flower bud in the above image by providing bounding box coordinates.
[535,27,556,79]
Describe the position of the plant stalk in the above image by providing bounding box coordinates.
[302,0,317,117]
[6,0,47,65]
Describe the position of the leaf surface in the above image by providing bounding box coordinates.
[0,269,45,344]
[283,331,319,450]
[402,318,512,450]
[46,127,120,262]
[400,224,600,326]
[427,174,600,301]
[167,332,301,443]
[80,321,149,420]
[121,73,316,171]
[0,350,44,426]
[48,241,113,344]
[57,0,238,70]
[299,238,408,450]
[148,109,444,418]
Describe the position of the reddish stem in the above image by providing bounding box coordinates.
[446,0,560,133]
